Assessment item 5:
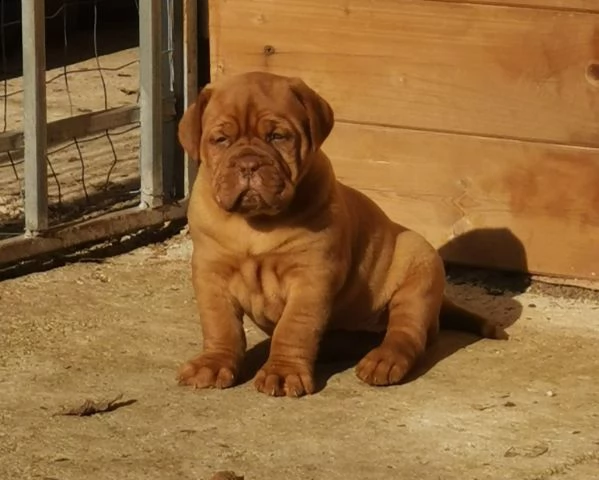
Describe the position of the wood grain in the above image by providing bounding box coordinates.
[435,0,599,13]
[210,0,599,146]
[208,0,599,278]
[324,122,599,279]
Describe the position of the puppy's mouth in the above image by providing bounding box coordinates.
[229,188,265,214]
[212,153,295,216]
[215,180,290,216]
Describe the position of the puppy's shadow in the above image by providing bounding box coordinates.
[239,339,271,386]
[240,228,530,392]
[400,228,530,382]
[238,332,384,393]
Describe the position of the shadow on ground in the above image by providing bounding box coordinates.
[239,227,531,393]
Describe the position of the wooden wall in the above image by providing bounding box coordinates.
[208,0,599,279]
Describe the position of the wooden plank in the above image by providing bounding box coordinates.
[209,0,599,146]
[436,0,599,13]
[21,0,48,234]
[0,106,139,154]
[0,102,176,166]
[323,122,599,279]
[0,203,187,267]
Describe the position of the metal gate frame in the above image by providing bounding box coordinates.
[0,0,203,268]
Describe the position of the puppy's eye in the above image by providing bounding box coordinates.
[267,132,288,143]
[210,135,229,146]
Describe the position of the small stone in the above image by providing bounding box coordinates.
[503,401,517,407]
[118,87,138,96]
[210,472,244,480]
[504,443,549,458]
[91,270,109,283]
[546,390,556,397]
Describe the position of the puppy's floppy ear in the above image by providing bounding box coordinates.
[288,77,334,151]
[177,85,213,162]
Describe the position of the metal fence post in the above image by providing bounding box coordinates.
[139,0,164,208]
[183,0,199,197]
[163,0,183,201]
[21,0,48,234]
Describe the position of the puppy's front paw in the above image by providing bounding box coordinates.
[177,354,239,390]
[356,345,411,386]
[254,361,315,397]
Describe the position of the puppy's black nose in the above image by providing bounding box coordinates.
[237,157,261,176]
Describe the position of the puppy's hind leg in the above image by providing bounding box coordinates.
[356,252,444,386]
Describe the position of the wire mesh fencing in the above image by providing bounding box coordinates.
[0,0,144,239]
[0,0,198,271]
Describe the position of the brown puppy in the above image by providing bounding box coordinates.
[177,71,506,397]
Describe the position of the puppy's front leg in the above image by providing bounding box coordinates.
[254,277,332,398]
[178,261,246,390]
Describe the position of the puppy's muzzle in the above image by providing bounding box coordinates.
[235,156,262,179]
[214,149,288,215]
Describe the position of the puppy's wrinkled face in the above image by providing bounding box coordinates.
[178,72,334,217]
[202,83,304,217]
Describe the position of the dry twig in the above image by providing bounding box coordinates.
[54,393,134,417]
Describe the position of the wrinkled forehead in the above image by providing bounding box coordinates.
[203,77,305,128]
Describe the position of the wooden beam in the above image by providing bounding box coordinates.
[0,203,187,267]
[0,101,176,166]
[0,106,138,155]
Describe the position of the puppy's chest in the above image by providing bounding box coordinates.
[228,257,287,332]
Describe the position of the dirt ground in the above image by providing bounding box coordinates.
[1,230,598,480]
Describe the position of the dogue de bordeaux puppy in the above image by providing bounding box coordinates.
[176,71,506,397]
